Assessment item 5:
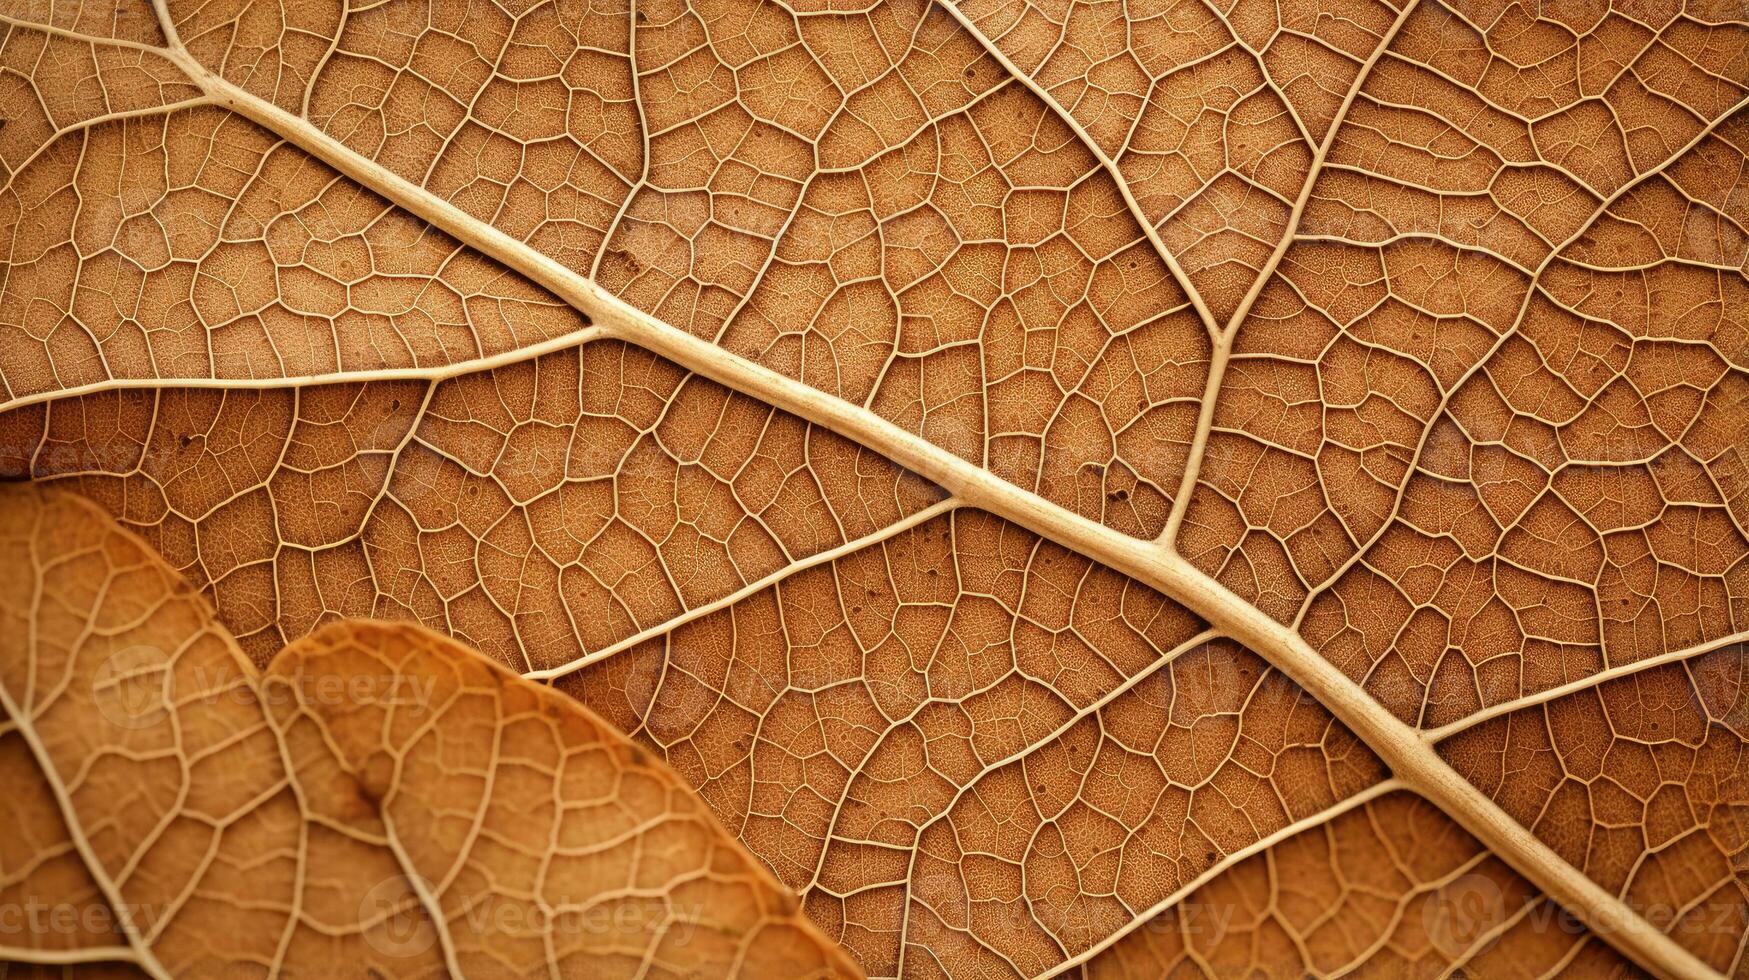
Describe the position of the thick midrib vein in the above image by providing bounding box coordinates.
[24,32,1710,980]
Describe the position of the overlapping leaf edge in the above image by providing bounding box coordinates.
[0,1,1743,978]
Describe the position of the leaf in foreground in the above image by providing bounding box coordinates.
[0,483,857,978]
[0,0,1744,977]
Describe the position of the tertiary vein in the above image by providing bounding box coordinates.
[0,5,1722,976]
[154,45,1722,980]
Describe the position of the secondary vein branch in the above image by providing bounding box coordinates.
[134,42,1729,980]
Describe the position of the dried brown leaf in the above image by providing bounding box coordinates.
[0,0,1745,977]
[0,483,855,978]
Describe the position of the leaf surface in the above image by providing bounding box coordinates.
[0,483,856,978]
[0,0,1745,977]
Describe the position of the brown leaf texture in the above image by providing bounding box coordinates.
[561,512,1384,977]
[0,340,947,668]
[0,483,858,977]
[1078,791,1646,978]
[0,0,1744,977]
